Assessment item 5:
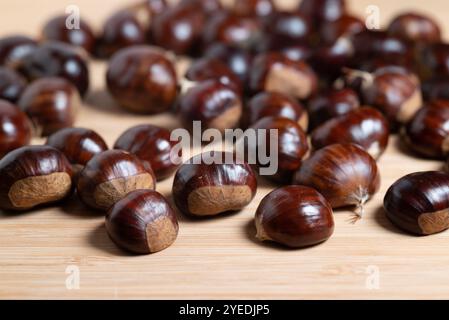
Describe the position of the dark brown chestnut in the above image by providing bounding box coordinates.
[320,14,365,45]
[263,11,312,46]
[106,46,178,114]
[311,107,390,159]
[114,124,179,181]
[106,189,179,254]
[403,100,449,159]
[422,76,449,101]
[179,0,222,15]
[18,77,80,137]
[231,0,276,18]
[384,171,449,235]
[0,35,37,68]
[249,52,318,100]
[41,15,96,54]
[255,185,334,248]
[0,67,27,103]
[178,80,242,133]
[172,151,257,217]
[294,143,380,219]
[0,100,32,159]
[46,127,108,174]
[0,145,73,211]
[17,41,90,97]
[298,0,346,27]
[77,150,156,211]
[242,92,308,131]
[418,43,449,80]
[387,12,441,44]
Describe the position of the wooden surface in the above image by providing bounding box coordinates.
[1,0,449,300]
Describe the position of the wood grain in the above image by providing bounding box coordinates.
[1,0,449,299]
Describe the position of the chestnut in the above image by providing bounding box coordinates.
[0,35,37,68]
[298,0,346,27]
[388,12,441,44]
[320,14,365,45]
[242,92,308,131]
[422,76,449,101]
[311,107,390,159]
[0,145,73,211]
[18,77,80,137]
[41,15,96,54]
[114,124,179,181]
[178,80,242,133]
[179,0,222,15]
[0,67,27,103]
[77,150,156,211]
[307,88,360,131]
[17,41,90,97]
[172,151,257,217]
[46,127,108,175]
[231,0,276,18]
[384,171,449,235]
[249,52,318,100]
[418,43,449,80]
[263,11,312,46]
[106,189,179,254]
[293,143,380,218]
[106,46,178,114]
[403,100,449,159]
[0,100,32,159]
[255,185,334,248]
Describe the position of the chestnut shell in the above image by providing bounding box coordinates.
[387,12,441,44]
[0,35,37,68]
[0,67,27,103]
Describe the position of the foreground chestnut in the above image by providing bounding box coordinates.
[77,150,156,211]
[0,145,73,211]
[320,14,365,45]
[18,77,80,136]
[294,144,380,218]
[384,171,449,235]
[387,12,441,44]
[0,67,27,103]
[249,52,318,100]
[255,186,334,248]
[46,128,108,174]
[0,35,37,68]
[263,11,312,46]
[106,189,179,254]
[403,100,449,159]
[114,124,179,181]
[106,46,178,114]
[172,151,257,217]
[311,107,390,159]
[0,100,32,159]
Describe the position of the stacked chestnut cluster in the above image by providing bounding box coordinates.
[1,0,449,254]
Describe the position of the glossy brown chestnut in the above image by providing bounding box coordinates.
[0,145,73,211]
[422,76,449,101]
[172,151,257,217]
[298,0,346,27]
[384,171,449,235]
[0,100,32,159]
[18,77,80,137]
[106,189,179,254]
[114,124,179,181]
[263,11,312,45]
[106,46,178,114]
[293,143,380,218]
[255,185,334,248]
[403,100,449,159]
[179,0,222,15]
[242,92,308,131]
[42,15,96,54]
[320,14,365,45]
[17,41,90,97]
[311,107,390,159]
[307,88,360,130]
[0,67,27,103]
[178,80,242,133]
[388,12,441,44]
[249,52,318,100]
[46,127,108,174]
[231,0,276,18]
[418,43,449,80]
[77,150,156,211]
[0,35,37,68]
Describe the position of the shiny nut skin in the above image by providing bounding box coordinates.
[298,0,346,27]
[0,35,37,68]
[418,43,449,80]
[294,144,380,213]
[179,0,222,15]
[172,151,257,217]
[242,92,308,131]
[311,107,390,159]
[249,52,318,100]
[264,11,312,45]
[178,80,242,133]
[114,124,179,181]
[106,189,179,254]
[17,41,90,97]
[106,46,178,114]
[0,67,27,103]
[422,76,449,101]
[42,15,96,54]
[0,145,73,211]
[0,100,32,159]
[404,100,449,159]
[77,150,156,211]
[18,77,80,137]
[231,0,276,18]
[255,185,334,248]
[388,12,441,44]
[384,171,449,235]
[320,14,365,45]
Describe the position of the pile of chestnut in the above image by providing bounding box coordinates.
[2,0,449,254]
